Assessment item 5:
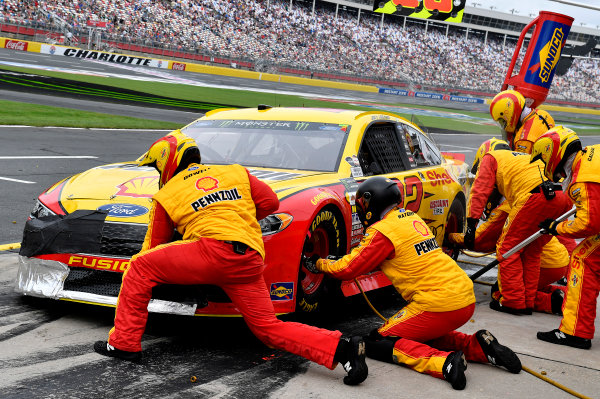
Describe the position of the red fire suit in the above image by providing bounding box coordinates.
[468,152,571,309]
[107,163,342,368]
[449,202,569,313]
[317,208,488,380]
[556,146,600,339]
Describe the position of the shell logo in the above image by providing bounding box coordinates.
[115,176,159,198]
[413,220,430,237]
[195,176,219,192]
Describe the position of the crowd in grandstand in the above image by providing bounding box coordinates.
[1,0,599,103]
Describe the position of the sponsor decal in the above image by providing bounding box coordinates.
[572,273,579,287]
[195,176,219,192]
[397,209,415,219]
[539,28,565,83]
[4,40,28,51]
[587,147,595,161]
[187,166,199,171]
[49,45,56,54]
[429,199,449,209]
[158,60,162,68]
[311,210,340,248]
[311,191,334,205]
[172,62,186,71]
[571,187,581,198]
[68,255,130,272]
[62,48,152,66]
[426,170,454,186]
[270,282,294,300]
[413,220,430,237]
[115,176,158,198]
[351,236,362,246]
[414,237,439,256]
[190,188,241,211]
[432,207,444,215]
[98,203,149,217]
[394,309,407,320]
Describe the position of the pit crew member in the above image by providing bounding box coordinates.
[466,140,571,314]
[305,176,522,391]
[533,127,600,350]
[94,131,368,385]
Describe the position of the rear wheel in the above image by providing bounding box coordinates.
[297,208,344,313]
[443,197,465,261]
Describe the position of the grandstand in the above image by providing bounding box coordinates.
[1,0,599,105]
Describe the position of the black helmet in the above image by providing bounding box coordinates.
[356,176,401,227]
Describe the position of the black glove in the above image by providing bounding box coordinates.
[303,254,321,274]
[539,218,559,235]
[464,218,478,250]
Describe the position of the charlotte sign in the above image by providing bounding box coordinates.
[40,44,168,68]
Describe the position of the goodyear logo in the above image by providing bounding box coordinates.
[539,27,565,83]
[270,282,294,301]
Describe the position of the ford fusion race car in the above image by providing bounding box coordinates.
[17,107,470,316]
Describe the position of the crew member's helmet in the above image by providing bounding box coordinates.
[490,90,526,133]
[471,138,511,174]
[530,126,582,182]
[355,176,401,227]
[138,131,201,188]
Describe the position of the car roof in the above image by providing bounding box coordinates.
[201,107,410,126]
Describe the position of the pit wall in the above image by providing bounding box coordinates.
[2,36,599,115]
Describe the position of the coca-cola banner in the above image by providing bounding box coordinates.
[171,62,186,71]
[4,40,29,51]
[40,44,169,69]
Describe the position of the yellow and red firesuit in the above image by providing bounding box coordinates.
[551,145,600,339]
[107,163,345,368]
[316,207,489,380]
[468,151,571,310]
[511,109,554,154]
[449,201,569,313]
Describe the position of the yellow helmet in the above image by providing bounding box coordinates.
[139,131,200,188]
[489,90,526,133]
[530,126,582,182]
[471,138,511,174]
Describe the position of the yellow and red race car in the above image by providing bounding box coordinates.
[17,107,469,316]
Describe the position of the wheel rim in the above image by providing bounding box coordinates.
[443,207,461,260]
[301,227,328,295]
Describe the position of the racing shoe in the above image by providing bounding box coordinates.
[537,329,591,350]
[475,330,521,373]
[335,336,368,385]
[442,351,467,390]
[94,341,142,362]
[489,299,532,315]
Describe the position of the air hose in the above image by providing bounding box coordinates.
[353,278,592,399]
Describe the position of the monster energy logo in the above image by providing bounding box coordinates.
[295,122,309,131]
[219,120,235,128]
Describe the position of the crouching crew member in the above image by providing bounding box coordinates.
[466,139,571,314]
[532,127,600,350]
[305,177,521,390]
[94,131,368,385]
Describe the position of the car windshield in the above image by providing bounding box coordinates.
[181,119,349,171]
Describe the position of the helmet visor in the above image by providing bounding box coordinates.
[495,118,507,130]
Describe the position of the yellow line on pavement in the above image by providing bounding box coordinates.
[0,243,20,251]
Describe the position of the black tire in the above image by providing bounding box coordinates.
[443,197,465,261]
[296,207,344,313]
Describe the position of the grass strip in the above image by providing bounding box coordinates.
[0,99,182,129]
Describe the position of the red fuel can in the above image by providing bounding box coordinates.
[502,11,573,108]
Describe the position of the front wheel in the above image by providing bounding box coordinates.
[296,208,344,313]
[443,197,465,261]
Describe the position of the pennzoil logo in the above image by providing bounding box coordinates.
[195,176,219,192]
[539,27,565,83]
[270,282,294,300]
[115,176,158,198]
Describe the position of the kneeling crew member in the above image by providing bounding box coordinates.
[305,177,521,390]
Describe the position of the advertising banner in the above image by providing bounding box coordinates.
[379,87,484,104]
[39,44,169,68]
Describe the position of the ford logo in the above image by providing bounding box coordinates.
[98,203,149,217]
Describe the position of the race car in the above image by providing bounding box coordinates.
[16,106,470,316]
